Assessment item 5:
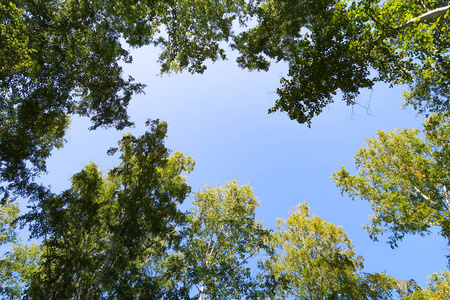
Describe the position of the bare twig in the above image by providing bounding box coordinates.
[420,0,429,10]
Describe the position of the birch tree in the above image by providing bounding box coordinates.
[333,112,450,252]
[21,120,195,299]
[0,201,39,299]
[260,202,400,299]
[179,180,269,300]
[402,270,450,299]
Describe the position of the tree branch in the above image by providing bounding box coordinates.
[442,184,450,211]
[205,229,218,267]
[420,0,429,11]
[412,185,435,205]
[359,5,450,48]
[394,5,450,32]
[83,238,118,300]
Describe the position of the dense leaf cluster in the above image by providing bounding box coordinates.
[17,120,195,299]
[0,0,250,200]
[333,112,450,251]
[234,0,450,125]
[261,202,401,299]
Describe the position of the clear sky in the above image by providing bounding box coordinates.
[40,44,447,288]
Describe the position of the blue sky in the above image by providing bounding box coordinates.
[40,45,447,288]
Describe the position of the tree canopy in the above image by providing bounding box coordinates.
[333,112,450,254]
[260,202,401,299]
[0,0,249,200]
[0,201,39,299]
[2,0,450,298]
[402,270,450,299]
[234,0,450,125]
[3,0,450,202]
[19,120,195,299]
[177,180,269,300]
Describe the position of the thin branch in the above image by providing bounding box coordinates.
[412,185,436,205]
[365,8,385,30]
[413,186,430,201]
[192,281,200,293]
[199,281,206,300]
[206,224,227,267]
[442,184,450,211]
[420,0,429,10]
[205,229,219,267]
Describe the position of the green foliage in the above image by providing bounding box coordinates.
[262,202,363,299]
[19,120,194,299]
[0,0,250,200]
[332,112,450,253]
[0,2,34,77]
[3,1,450,297]
[402,270,450,299]
[0,200,20,246]
[260,202,402,299]
[0,201,40,299]
[154,0,253,74]
[234,0,450,125]
[5,0,449,202]
[174,180,269,299]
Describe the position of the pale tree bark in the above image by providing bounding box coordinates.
[360,4,450,47]
[199,282,206,300]
[395,5,450,31]
[443,184,450,211]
